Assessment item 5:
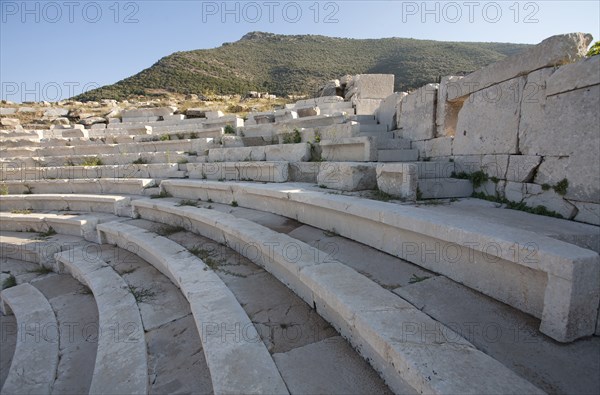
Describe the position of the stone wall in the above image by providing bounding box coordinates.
[380,33,599,225]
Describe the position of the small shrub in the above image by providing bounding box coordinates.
[541,183,551,191]
[81,157,103,167]
[176,133,185,140]
[160,134,170,141]
[132,157,149,165]
[553,178,568,196]
[156,225,184,236]
[189,132,198,139]
[11,209,32,214]
[2,274,17,289]
[27,266,53,275]
[231,201,238,207]
[65,159,76,166]
[408,274,430,284]
[469,170,488,188]
[318,184,328,189]
[292,129,302,143]
[128,285,156,303]
[177,199,198,207]
[224,125,236,134]
[38,227,57,238]
[587,41,600,57]
[150,190,172,199]
[0,185,8,195]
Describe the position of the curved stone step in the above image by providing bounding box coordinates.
[0,283,59,395]
[0,163,184,181]
[53,247,148,395]
[160,179,600,342]
[0,179,156,196]
[0,194,133,217]
[0,212,123,243]
[95,221,289,395]
[126,218,392,394]
[127,198,544,395]
[0,231,89,269]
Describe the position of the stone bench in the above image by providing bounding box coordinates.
[159,180,600,342]
[0,178,156,195]
[207,143,311,163]
[317,162,377,191]
[1,283,59,395]
[0,139,212,159]
[54,247,148,395]
[129,198,543,395]
[275,122,360,144]
[0,212,122,243]
[0,194,133,217]
[320,136,377,162]
[1,152,203,168]
[0,163,185,181]
[186,161,289,182]
[0,232,86,269]
[96,221,289,395]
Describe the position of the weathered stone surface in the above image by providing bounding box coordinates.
[504,181,577,218]
[0,118,20,127]
[447,33,593,100]
[78,116,106,126]
[289,162,319,183]
[296,106,320,118]
[418,178,473,199]
[265,143,311,162]
[546,54,600,96]
[318,79,341,97]
[43,108,69,118]
[208,146,266,162]
[398,84,438,141]
[320,136,377,162]
[453,154,509,179]
[454,77,524,155]
[346,74,394,100]
[187,162,289,182]
[376,163,417,199]
[376,92,406,131]
[273,337,392,395]
[411,137,453,158]
[506,155,542,182]
[436,76,464,136]
[523,85,600,202]
[205,110,224,119]
[121,107,174,119]
[353,98,382,115]
[0,108,16,115]
[186,108,208,118]
[317,162,377,191]
[0,283,59,395]
[570,200,600,226]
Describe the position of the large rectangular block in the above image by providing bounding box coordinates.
[546,55,600,96]
[453,78,523,155]
[320,137,377,162]
[317,162,377,191]
[353,98,382,115]
[523,84,600,202]
[347,74,394,100]
[447,33,592,100]
[265,143,311,162]
[187,162,288,182]
[376,163,417,200]
[121,107,175,119]
[398,84,438,141]
[376,92,406,132]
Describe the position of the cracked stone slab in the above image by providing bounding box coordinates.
[273,336,393,395]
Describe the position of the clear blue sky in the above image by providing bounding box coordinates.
[1,0,598,101]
